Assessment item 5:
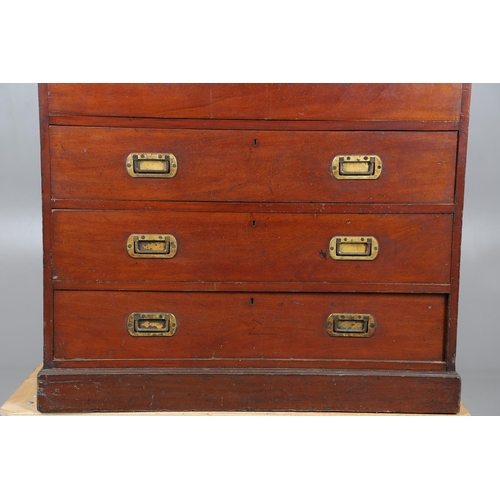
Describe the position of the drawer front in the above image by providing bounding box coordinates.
[52,211,452,284]
[53,291,446,362]
[51,127,457,204]
[47,83,462,121]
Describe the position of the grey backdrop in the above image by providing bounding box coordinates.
[1,83,498,415]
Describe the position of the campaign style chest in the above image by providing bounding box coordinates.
[37,84,470,413]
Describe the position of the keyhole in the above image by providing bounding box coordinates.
[253,139,258,146]
[252,220,256,227]
[250,298,254,305]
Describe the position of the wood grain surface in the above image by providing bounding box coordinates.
[53,291,446,363]
[446,84,472,370]
[37,366,462,413]
[47,83,463,121]
[39,84,55,368]
[48,115,462,131]
[3,364,469,415]
[51,200,456,214]
[51,211,453,285]
[50,127,458,204]
[38,83,469,414]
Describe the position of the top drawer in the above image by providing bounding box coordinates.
[47,84,463,122]
[50,127,457,204]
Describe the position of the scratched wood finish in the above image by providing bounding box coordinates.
[51,211,453,285]
[38,83,469,413]
[39,84,55,368]
[50,127,458,204]
[52,281,451,294]
[47,83,463,121]
[51,200,456,214]
[49,115,462,131]
[446,84,472,370]
[37,368,462,413]
[52,358,446,371]
[53,291,446,363]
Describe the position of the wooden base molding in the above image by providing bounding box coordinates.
[37,367,461,414]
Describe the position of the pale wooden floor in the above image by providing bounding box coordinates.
[1,364,471,416]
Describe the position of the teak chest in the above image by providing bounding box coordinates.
[37,84,470,413]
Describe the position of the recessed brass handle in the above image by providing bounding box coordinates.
[331,155,382,179]
[329,236,379,260]
[127,234,177,259]
[127,313,177,337]
[326,314,376,337]
[126,153,178,178]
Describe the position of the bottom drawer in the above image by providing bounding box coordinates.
[53,291,446,368]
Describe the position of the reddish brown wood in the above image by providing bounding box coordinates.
[39,84,55,368]
[52,359,446,371]
[48,115,462,131]
[38,83,468,413]
[37,367,461,413]
[53,291,446,363]
[51,199,456,214]
[47,84,463,121]
[446,84,472,370]
[51,281,452,294]
[50,127,458,204]
[51,211,453,285]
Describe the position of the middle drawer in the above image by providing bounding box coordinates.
[52,211,452,284]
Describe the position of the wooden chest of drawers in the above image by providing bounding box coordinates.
[37,84,470,413]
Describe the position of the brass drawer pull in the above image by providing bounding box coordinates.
[127,313,177,337]
[126,153,178,178]
[331,155,382,179]
[326,314,376,337]
[127,234,177,259]
[329,236,379,260]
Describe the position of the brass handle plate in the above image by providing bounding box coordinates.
[127,234,177,259]
[326,314,376,337]
[329,236,379,260]
[126,153,178,178]
[127,313,177,337]
[331,155,382,180]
